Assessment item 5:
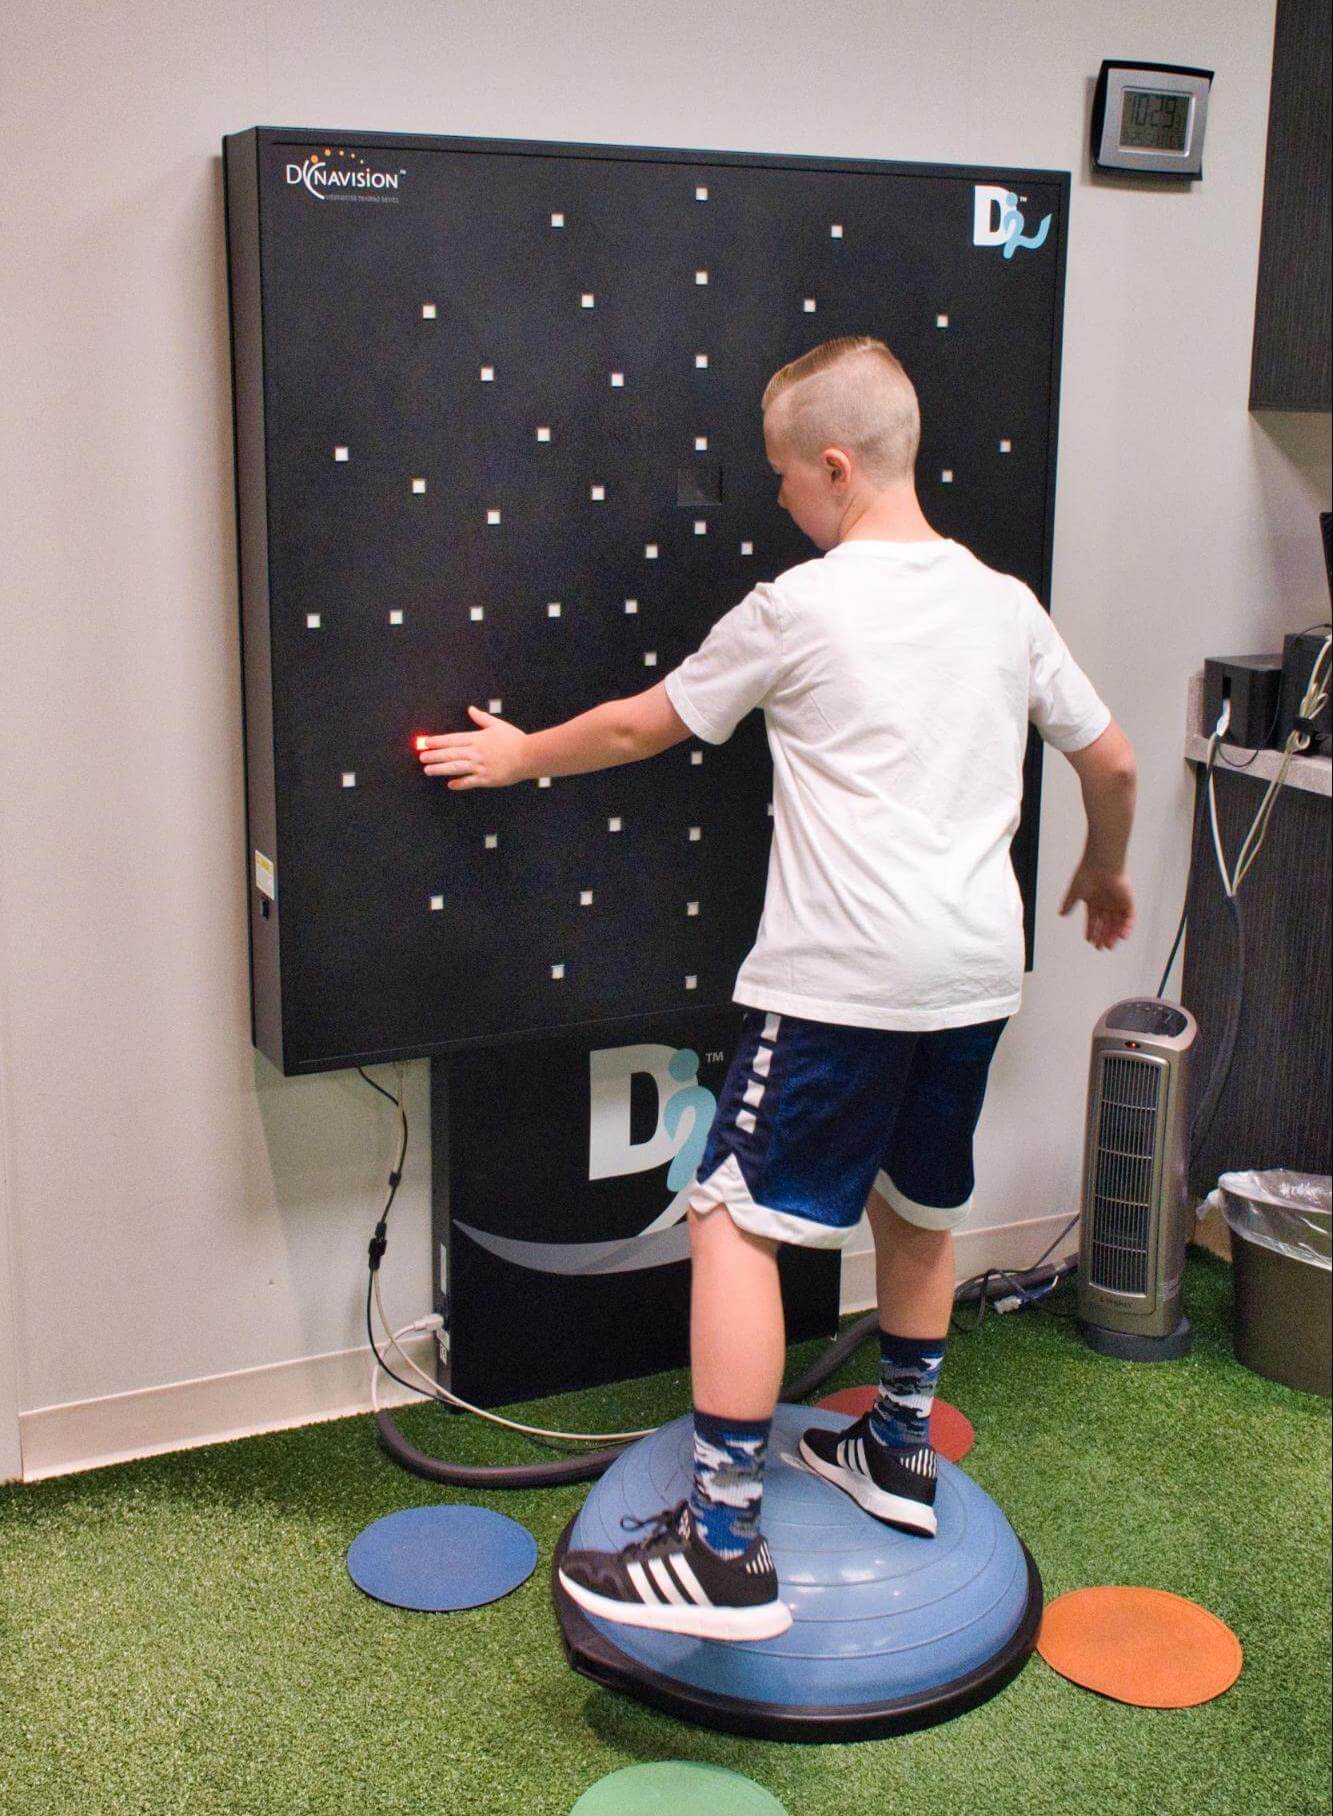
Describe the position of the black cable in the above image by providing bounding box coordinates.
[1156,738,1214,998]
[356,1064,425,1404]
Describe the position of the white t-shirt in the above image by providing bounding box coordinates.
[662,537,1112,1032]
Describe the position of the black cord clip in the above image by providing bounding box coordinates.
[1292,715,1318,748]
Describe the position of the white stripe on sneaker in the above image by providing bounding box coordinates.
[625,1561,657,1604]
[648,1558,687,1605]
[667,1553,712,1607]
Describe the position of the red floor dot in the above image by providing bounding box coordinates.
[813,1386,975,1461]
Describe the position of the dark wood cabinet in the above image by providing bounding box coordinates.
[1182,760,1330,1202]
[1249,0,1331,411]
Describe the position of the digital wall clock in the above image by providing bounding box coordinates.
[1092,60,1214,178]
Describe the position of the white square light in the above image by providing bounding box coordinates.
[487,508,501,524]
[803,298,817,312]
[551,963,565,979]
[489,699,502,713]
[610,372,625,387]
[580,890,593,906]
[644,651,658,667]
[645,543,659,560]
[430,894,444,911]
[694,520,707,535]
[538,776,552,789]
[334,445,349,461]
[581,293,595,308]
[687,901,699,917]
[590,484,606,501]
[421,303,437,319]
[389,609,403,625]
[942,470,954,484]
[484,833,498,849]
[741,540,754,555]
[695,270,709,285]
[537,426,552,442]
[481,365,495,381]
[306,613,321,629]
[685,975,698,990]
[999,438,1012,453]
[551,212,565,227]
[691,751,703,765]
[689,826,702,842]
[342,772,356,788]
[412,477,426,494]
[624,598,639,614]
[695,436,708,451]
[548,601,561,617]
[695,353,709,368]
[609,817,622,832]
[695,185,709,201]
[831,223,844,238]
[470,607,484,621]
[936,314,949,328]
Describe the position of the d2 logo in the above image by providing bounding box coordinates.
[973,185,1051,258]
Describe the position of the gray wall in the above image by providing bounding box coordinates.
[2,0,1329,1479]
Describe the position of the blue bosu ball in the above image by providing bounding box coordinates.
[552,1403,1042,1741]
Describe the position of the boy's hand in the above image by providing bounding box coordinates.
[417,707,529,790]
[1059,863,1135,950]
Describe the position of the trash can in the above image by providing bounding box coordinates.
[1202,1170,1331,1398]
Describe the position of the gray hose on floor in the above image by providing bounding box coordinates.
[374,1311,879,1489]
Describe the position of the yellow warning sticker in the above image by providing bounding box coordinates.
[254,852,276,901]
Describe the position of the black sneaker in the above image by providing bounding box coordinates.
[557,1500,793,1642]
[799,1413,939,1536]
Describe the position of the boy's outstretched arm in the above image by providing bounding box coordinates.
[417,681,693,790]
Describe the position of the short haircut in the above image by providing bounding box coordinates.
[761,337,921,487]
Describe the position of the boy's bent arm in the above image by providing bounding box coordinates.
[519,683,693,780]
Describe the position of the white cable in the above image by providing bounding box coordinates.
[369,1268,655,1443]
[1205,633,1331,899]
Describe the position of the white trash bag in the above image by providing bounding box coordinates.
[1200,1169,1331,1270]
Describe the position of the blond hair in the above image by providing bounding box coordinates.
[761,336,921,488]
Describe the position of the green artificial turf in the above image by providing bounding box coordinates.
[2,1251,1329,1815]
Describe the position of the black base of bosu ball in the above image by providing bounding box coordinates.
[552,1404,1043,1742]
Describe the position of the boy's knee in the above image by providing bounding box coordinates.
[688,1200,778,1258]
[869,1174,967,1237]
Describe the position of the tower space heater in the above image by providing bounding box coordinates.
[1077,998,1199,1360]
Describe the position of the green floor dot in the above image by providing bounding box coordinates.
[571,1761,787,1814]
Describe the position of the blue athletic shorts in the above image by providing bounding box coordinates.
[687,1008,1009,1249]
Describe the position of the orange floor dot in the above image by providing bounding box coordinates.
[813,1387,975,1462]
[1037,1586,1243,1707]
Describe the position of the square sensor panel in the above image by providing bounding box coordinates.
[223,126,1069,1074]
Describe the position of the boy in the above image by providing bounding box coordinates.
[418,336,1137,1643]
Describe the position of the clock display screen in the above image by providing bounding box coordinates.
[1120,88,1191,152]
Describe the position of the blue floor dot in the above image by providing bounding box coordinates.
[347,1504,537,1611]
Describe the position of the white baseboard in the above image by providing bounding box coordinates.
[18,1332,440,1485]
[17,1212,1076,1483]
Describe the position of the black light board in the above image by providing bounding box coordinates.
[223,126,1070,1076]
